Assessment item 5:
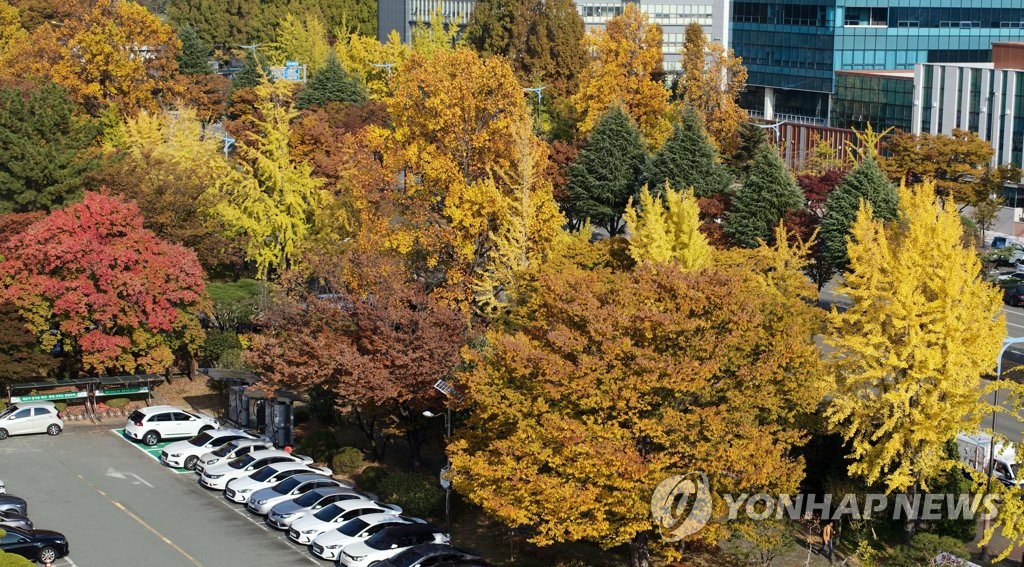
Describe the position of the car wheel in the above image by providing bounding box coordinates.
[142,431,160,446]
[0,428,7,440]
[46,424,62,436]
[184,455,199,470]
[38,546,57,563]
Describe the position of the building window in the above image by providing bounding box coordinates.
[844,7,888,27]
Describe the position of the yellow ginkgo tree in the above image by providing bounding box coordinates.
[825,181,1005,540]
[623,183,711,270]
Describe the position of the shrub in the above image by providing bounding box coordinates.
[0,548,35,566]
[298,430,339,462]
[293,405,310,425]
[306,384,337,424]
[54,402,67,412]
[376,472,444,518]
[332,447,363,473]
[200,330,245,369]
[885,533,970,567]
[359,466,388,492]
[105,398,129,408]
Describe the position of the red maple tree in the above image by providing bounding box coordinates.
[0,192,208,376]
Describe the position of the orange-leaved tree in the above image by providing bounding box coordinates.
[451,251,824,566]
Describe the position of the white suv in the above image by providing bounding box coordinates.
[124,405,219,446]
[0,402,63,439]
[160,428,263,470]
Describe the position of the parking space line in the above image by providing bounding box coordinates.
[109,429,193,475]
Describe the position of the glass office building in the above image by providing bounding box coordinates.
[732,1,1024,123]
[831,69,914,131]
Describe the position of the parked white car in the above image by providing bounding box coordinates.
[336,523,449,567]
[266,487,378,530]
[309,513,423,561]
[288,500,402,544]
[245,472,350,514]
[0,402,63,439]
[224,465,335,504]
[198,450,314,491]
[124,405,219,446]
[160,429,263,470]
[195,439,275,473]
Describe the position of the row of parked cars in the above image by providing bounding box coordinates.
[123,406,488,566]
[0,480,71,563]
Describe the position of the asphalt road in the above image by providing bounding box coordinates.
[1,425,320,567]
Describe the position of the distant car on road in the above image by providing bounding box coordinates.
[0,401,63,439]
[266,487,378,530]
[0,526,69,564]
[160,428,264,470]
[0,494,28,515]
[124,405,219,446]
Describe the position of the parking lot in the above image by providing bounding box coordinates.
[1,424,319,566]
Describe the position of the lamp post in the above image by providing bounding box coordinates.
[980,336,1024,560]
[425,378,457,536]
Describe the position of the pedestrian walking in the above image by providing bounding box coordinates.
[819,520,834,562]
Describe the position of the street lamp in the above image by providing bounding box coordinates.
[424,378,457,537]
[980,336,1024,560]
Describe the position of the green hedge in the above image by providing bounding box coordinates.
[0,550,35,567]
[105,398,129,408]
[332,447,363,473]
[358,466,388,492]
[376,472,444,518]
[298,430,339,462]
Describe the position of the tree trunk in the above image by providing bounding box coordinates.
[630,531,652,567]
[904,484,917,544]
[406,427,425,469]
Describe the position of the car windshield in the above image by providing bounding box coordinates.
[0,406,16,419]
[313,504,342,521]
[188,432,216,447]
[250,466,276,481]
[365,528,404,550]
[229,454,257,470]
[213,442,240,457]
[273,477,303,494]
[336,517,370,536]
[128,410,145,422]
[294,490,326,507]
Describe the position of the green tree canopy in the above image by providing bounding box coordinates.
[175,24,211,75]
[0,82,100,213]
[648,109,733,199]
[724,144,804,248]
[566,106,647,236]
[231,51,272,91]
[295,56,366,110]
[820,157,898,272]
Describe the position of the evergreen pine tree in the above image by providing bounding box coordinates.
[648,108,733,199]
[724,143,803,248]
[567,106,647,236]
[728,120,767,176]
[0,83,101,213]
[295,56,367,110]
[231,52,272,90]
[175,25,212,75]
[821,157,898,272]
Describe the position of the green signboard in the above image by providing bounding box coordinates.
[11,391,86,402]
[98,386,148,397]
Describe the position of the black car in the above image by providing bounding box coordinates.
[0,526,69,563]
[0,509,32,530]
[1005,284,1024,307]
[0,495,27,515]
[378,543,486,567]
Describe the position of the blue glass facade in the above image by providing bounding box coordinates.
[732,0,1024,120]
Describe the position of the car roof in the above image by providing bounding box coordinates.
[400,543,478,557]
[280,472,333,483]
[7,401,57,408]
[328,499,392,512]
[134,405,186,414]
[343,512,410,525]
[375,523,441,536]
